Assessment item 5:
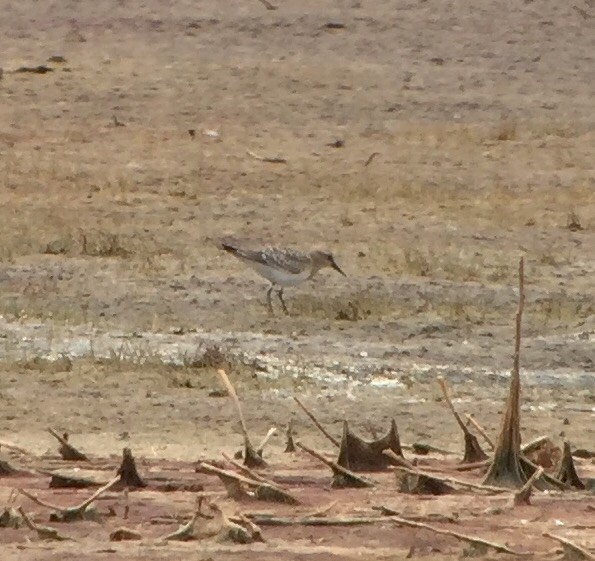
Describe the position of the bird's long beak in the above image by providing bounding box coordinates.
[331,258,347,277]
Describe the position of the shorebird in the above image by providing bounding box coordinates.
[221,242,346,315]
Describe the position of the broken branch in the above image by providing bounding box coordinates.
[293,396,340,447]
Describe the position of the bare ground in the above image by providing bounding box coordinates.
[0,0,594,559]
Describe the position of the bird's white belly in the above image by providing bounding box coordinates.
[248,261,310,286]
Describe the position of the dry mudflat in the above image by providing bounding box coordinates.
[0,0,593,559]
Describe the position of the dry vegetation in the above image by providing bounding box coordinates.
[1,0,594,559]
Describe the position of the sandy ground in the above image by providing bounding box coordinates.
[0,0,594,559]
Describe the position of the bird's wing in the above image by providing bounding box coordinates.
[223,244,309,275]
[261,247,310,274]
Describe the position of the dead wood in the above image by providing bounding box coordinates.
[244,514,394,527]
[47,472,101,488]
[0,458,19,475]
[0,507,23,528]
[364,151,380,167]
[217,369,266,467]
[336,419,404,471]
[390,515,532,556]
[162,499,264,543]
[513,467,544,505]
[200,462,299,504]
[256,0,278,11]
[464,414,495,450]
[483,257,531,488]
[373,505,458,523]
[162,510,201,541]
[17,506,72,541]
[437,377,488,463]
[110,527,142,541]
[246,149,286,163]
[293,396,340,447]
[522,435,552,455]
[0,440,31,456]
[405,442,455,455]
[296,441,375,488]
[285,420,296,452]
[383,449,416,470]
[256,427,276,457]
[394,466,507,495]
[117,447,146,488]
[394,466,457,495]
[519,455,569,491]
[19,475,119,522]
[47,428,89,461]
[556,441,586,490]
[543,532,595,561]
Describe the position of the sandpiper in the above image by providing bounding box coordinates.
[221,241,346,315]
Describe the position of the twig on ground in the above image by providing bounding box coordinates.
[285,420,296,452]
[364,152,380,167]
[19,476,120,522]
[246,149,286,164]
[47,428,88,461]
[296,441,375,488]
[0,440,31,455]
[293,397,340,447]
[218,369,265,467]
[117,447,146,488]
[394,466,508,494]
[391,516,532,556]
[513,467,544,505]
[543,532,595,561]
[464,414,495,450]
[17,507,72,541]
[256,427,276,456]
[200,462,299,504]
[437,377,488,463]
[257,0,278,10]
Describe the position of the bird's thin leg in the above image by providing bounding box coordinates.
[266,286,275,315]
[277,288,290,315]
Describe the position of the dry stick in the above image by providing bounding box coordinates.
[0,440,31,455]
[217,369,263,465]
[403,442,456,455]
[390,516,531,556]
[514,467,544,506]
[201,461,298,504]
[393,466,508,494]
[364,151,380,167]
[257,0,278,10]
[162,508,200,541]
[373,505,458,524]
[246,149,286,164]
[256,427,277,455]
[293,396,340,447]
[465,414,495,450]
[17,506,72,541]
[19,476,120,521]
[222,453,269,484]
[245,514,394,527]
[47,427,88,461]
[303,500,338,518]
[285,420,296,452]
[437,376,487,462]
[296,441,375,488]
[383,449,416,470]
[455,437,550,472]
[521,435,550,455]
[543,532,595,561]
[483,256,528,488]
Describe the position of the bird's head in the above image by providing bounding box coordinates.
[311,250,347,277]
